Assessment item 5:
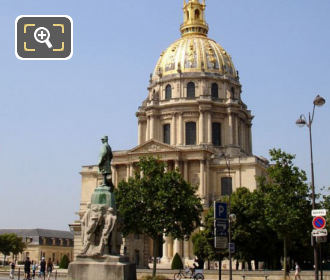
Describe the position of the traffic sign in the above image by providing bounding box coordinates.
[214,202,227,220]
[215,220,228,237]
[312,229,327,237]
[312,216,326,229]
[312,209,327,217]
[215,236,228,249]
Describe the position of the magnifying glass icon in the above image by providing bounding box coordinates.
[34,27,53,49]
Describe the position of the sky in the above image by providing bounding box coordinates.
[0,0,329,230]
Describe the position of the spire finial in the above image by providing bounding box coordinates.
[180,0,208,37]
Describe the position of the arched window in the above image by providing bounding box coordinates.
[195,9,200,19]
[163,124,170,145]
[186,11,190,20]
[187,82,195,98]
[211,83,218,99]
[212,122,221,146]
[165,84,172,100]
[185,122,196,145]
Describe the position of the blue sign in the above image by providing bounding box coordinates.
[214,202,227,220]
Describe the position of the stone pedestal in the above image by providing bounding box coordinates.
[68,255,136,280]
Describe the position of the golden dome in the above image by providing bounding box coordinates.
[153,0,237,80]
[153,36,237,78]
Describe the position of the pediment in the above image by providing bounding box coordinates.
[129,140,181,154]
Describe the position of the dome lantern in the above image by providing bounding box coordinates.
[181,0,209,37]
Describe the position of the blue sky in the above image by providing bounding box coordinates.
[0,0,329,230]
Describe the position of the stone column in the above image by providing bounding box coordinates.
[150,116,155,139]
[200,160,205,197]
[207,111,212,144]
[199,111,204,144]
[228,113,234,146]
[138,121,142,145]
[111,165,117,187]
[205,160,210,204]
[129,164,134,177]
[171,114,176,145]
[173,239,182,257]
[146,116,150,141]
[161,235,169,262]
[235,116,239,146]
[178,113,183,145]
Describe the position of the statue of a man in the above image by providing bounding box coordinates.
[98,136,113,186]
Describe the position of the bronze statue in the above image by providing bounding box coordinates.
[98,136,113,188]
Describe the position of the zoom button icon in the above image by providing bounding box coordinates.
[15,15,73,60]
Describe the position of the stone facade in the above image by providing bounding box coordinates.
[72,0,268,268]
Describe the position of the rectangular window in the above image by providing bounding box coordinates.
[163,124,170,144]
[221,177,232,196]
[186,122,196,145]
[212,122,221,146]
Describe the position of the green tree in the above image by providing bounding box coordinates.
[258,149,311,278]
[231,187,281,269]
[59,254,70,269]
[115,156,203,278]
[0,234,25,265]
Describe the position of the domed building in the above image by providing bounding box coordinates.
[71,0,268,268]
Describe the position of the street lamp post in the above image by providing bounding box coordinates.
[222,154,233,280]
[296,94,326,280]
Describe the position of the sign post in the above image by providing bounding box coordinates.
[214,201,228,280]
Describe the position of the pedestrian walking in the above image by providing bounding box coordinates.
[24,257,31,280]
[295,262,301,280]
[32,261,37,279]
[9,261,15,279]
[46,258,53,280]
[39,257,46,280]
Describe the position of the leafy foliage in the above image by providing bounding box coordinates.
[115,156,203,277]
[171,253,183,269]
[0,234,25,264]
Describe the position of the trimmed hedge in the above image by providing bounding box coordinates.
[171,253,183,270]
